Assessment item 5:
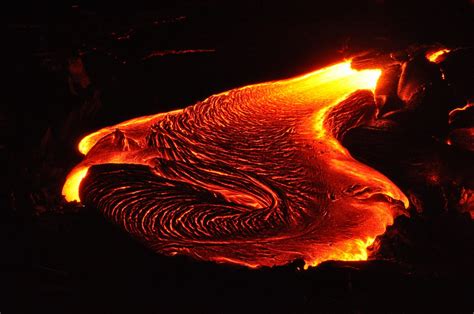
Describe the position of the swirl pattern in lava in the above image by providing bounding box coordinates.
[63,61,408,268]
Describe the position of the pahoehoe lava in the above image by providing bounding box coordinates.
[63,61,409,268]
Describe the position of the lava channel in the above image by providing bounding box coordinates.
[63,61,409,268]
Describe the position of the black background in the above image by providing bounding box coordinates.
[2,0,473,313]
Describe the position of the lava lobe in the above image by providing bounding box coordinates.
[63,61,409,268]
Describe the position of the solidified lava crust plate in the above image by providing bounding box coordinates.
[63,61,409,268]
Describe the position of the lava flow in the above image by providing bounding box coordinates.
[63,60,409,268]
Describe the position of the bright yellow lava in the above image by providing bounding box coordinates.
[62,166,89,202]
[426,48,450,63]
[304,237,376,269]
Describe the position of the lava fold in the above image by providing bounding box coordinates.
[63,61,409,268]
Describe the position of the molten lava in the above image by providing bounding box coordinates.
[63,61,409,268]
[426,48,451,63]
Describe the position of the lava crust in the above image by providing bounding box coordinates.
[64,62,409,268]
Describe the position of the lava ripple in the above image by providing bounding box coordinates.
[63,61,409,268]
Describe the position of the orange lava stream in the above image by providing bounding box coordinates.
[63,60,409,268]
[449,102,473,123]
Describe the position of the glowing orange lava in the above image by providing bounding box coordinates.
[449,103,473,123]
[63,60,408,268]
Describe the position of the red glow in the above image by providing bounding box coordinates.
[143,49,216,60]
